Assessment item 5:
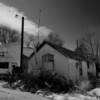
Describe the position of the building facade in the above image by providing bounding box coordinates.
[28,41,96,82]
[0,42,33,75]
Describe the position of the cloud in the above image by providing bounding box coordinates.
[0,2,52,36]
[38,26,52,36]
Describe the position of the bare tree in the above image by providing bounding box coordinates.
[80,33,100,57]
[77,33,100,77]
[26,34,38,48]
[26,32,64,64]
[46,32,64,46]
[26,34,38,64]
[75,42,89,56]
[0,26,20,44]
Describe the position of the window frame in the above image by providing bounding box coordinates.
[0,51,7,57]
[42,53,55,71]
[76,61,83,76]
[42,53,54,63]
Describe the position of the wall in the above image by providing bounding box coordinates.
[28,44,89,81]
[7,44,21,66]
[0,56,12,74]
[0,43,19,74]
[0,43,33,74]
[87,62,96,77]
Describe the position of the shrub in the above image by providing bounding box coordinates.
[19,73,38,91]
[38,71,74,93]
[73,79,94,93]
[6,70,74,93]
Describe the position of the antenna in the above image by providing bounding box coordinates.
[33,9,42,65]
[37,8,42,47]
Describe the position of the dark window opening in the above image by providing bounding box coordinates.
[76,62,79,69]
[42,53,54,71]
[87,62,90,69]
[0,52,7,56]
[76,62,83,76]
[79,67,82,76]
[79,62,82,76]
[0,62,9,68]
[42,53,54,63]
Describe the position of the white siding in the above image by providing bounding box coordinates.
[81,62,88,79]
[0,58,12,74]
[88,63,96,77]
[28,44,90,81]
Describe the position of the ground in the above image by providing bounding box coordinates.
[0,81,100,100]
[0,81,50,100]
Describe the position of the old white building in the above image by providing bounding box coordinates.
[28,41,96,82]
[0,42,33,75]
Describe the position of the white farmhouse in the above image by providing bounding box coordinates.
[28,41,96,82]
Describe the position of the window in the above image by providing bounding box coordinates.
[42,53,54,62]
[87,62,90,69]
[0,62,9,68]
[42,53,54,71]
[76,61,83,76]
[79,62,82,76]
[0,51,7,56]
[76,62,79,69]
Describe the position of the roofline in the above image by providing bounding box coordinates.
[29,40,86,61]
[29,41,47,58]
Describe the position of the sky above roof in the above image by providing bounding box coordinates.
[0,0,100,50]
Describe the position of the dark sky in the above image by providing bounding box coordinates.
[0,0,100,50]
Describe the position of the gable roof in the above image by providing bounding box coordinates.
[30,41,86,61]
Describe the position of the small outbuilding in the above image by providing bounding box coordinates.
[28,41,96,82]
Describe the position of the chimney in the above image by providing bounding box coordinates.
[76,40,79,49]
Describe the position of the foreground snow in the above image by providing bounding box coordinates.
[53,88,100,100]
[53,93,97,100]
[1,81,100,100]
[0,81,50,100]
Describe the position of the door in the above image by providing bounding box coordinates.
[42,53,54,71]
[76,61,83,80]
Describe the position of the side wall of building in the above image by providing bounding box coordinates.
[28,44,90,81]
[0,57,13,74]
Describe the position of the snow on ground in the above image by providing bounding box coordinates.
[1,81,100,100]
[53,88,100,100]
[88,88,100,96]
[0,81,50,100]
[53,93,97,100]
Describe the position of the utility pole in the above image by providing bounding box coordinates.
[20,16,24,73]
[33,9,42,65]
[15,15,24,73]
